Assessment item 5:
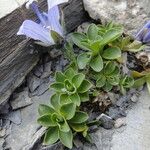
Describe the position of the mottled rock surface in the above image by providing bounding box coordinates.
[83,0,150,35]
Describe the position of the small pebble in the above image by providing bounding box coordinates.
[114,117,126,128]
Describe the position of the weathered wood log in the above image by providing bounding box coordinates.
[0,0,89,105]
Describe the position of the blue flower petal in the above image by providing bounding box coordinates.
[17,20,54,46]
[143,29,150,43]
[48,6,63,36]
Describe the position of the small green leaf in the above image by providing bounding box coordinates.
[50,83,64,92]
[60,94,71,105]
[59,130,73,149]
[70,93,80,106]
[104,61,116,75]
[79,92,89,102]
[90,54,103,72]
[58,120,70,132]
[60,103,76,120]
[50,94,60,110]
[71,32,90,50]
[55,72,66,83]
[64,79,76,94]
[72,73,85,88]
[90,40,101,55]
[70,111,89,124]
[44,127,59,145]
[77,53,91,69]
[102,47,121,60]
[37,114,56,127]
[87,24,99,40]
[51,30,63,44]
[64,68,76,80]
[101,29,123,45]
[96,75,106,88]
[107,76,120,86]
[70,123,88,132]
[78,80,93,93]
[146,79,150,94]
[103,81,113,92]
[38,104,55,116]
[133,77,145,88]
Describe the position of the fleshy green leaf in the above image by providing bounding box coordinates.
[107,76,120,86]
[133,77,145,88]
[104,61,116,75]
[79,92,89,102]
[146,79,150,94]
[50,83,64,92]
[59,130,73,149]
[89,54,103,72]
[70,93,81,106]
[77,53,91,69]
[50,94,60,110]
[58,120,70,132]
[78,80,93,93]
[72,73,85,88]
[96,75,106,88]
[37,114,56,127]
[60,94,71,105]
[44,127,59,145]
[101,29,123,45]
[70,123,88,132]
[87,24,99,40]
[64,68,76,80]
[55,72,66,83]
[71,32,90,51]
[60,103,76,120]
[102,47,121,60]
[103,81,113,92]
[69,111,89,124]
[64,79,76,94]
[38,104,55,116]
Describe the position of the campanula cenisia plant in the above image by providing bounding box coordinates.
[50,67,93,106]
[17,0,68,46]
[38,102,88,149]
[71,23,123,72]
[95,61,120,92]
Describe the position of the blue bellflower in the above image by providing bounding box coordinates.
[17,0,68,46]
[136,21,150,43]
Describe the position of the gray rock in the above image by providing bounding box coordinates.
[41,142,63,150]
[3,110,22,125]
[130,94,139,103]
[4,90,52,150]
[28,74,41,93]
[83,0,150,35]
[22,127,46,150]
[33,65,44,78]
[11,89,33,110]
[48,48,62,58]
[41,61,52,79]
[31,80,50,97]
[97,113,114,129]
[108,107,127,119]
[77,22,90,33]
[0,128,6,138]
[114,117,126,129]
[83,128,114,150]
[0,138,5,150]
[0,102,10,114]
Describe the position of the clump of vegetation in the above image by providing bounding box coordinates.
[18,0,149,149]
